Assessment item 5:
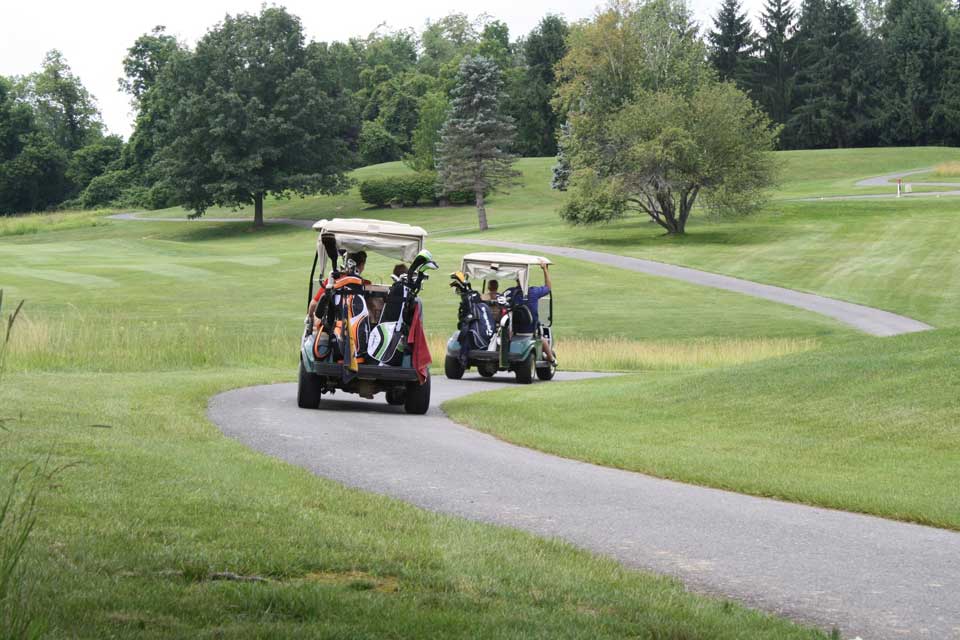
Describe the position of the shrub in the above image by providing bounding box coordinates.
[359,173,439,207]
[358,120,400,166]
[359,177,394,207]
[143,183,179,210]
[79,169,131,209]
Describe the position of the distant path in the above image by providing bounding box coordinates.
[444,238,933,337]
[108,212,934,336]
[796,167,960,200]
[210,377,960,640]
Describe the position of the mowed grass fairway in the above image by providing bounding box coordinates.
[0,218,834,636]
[2,146,959,635]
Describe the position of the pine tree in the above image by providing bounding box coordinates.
[933,29,960,144]
[708,0,757,84]
[754,0,797,128]
[436,56,519,231]
[788,0,874,148]
[877,0,949,144]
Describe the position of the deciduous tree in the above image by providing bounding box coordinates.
[556,0,778,235]
[155,7,354,226]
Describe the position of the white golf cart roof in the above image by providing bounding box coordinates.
[460,252,552,294]
[313,218,428,264]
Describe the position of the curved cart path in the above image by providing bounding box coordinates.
[796,167,960,200]
[444,238,933,337]
[209,375,960,640]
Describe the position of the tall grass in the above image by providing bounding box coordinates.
[0,210,108,238]
[7,312,295,371]
[11,316,816,375]
[425,334,818,371]
[932,161,960,177]
[0,465,43,640]
[0,290,43,639]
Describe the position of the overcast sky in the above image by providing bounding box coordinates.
[0,0,751,139]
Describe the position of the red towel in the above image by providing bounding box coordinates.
[408,303,432,384]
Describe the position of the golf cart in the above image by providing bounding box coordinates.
[298,218,438,414]
[445,252,556,384]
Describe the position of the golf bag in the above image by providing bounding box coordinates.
[332,274,370,374]
[456,289,496,365]
[367,277,410,366]
[367,249,440,367]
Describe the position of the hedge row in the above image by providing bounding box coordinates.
[359,172,476,207]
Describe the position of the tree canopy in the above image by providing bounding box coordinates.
[154,6,355,225]
[557,0,779,235]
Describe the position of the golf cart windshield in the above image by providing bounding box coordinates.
[313,219,428,276]
[460,252,552,294]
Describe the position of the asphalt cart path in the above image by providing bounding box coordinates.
[444,238,933,337]
[209,375,960,640]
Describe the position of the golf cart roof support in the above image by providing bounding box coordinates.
[312,218,428,278]
[460,252,552,295]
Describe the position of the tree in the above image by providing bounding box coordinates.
[0,133,70,214]
[119,26,182,104]
[754,0,798,127]
[66,135,123,193]
[556,0,778,235]
[155,7,354,226]
[708,0,757,85]
[0,77,70,214]
[15,50,102,152]
[511,15,569,157]
[436,56,519,231]
[406,91,449,171]
[561,84,780,234]
[478,21,512,69]
[787,0,875,148]
[876,0,949,144]
[555,0,710,117]
[358,119,400,165]
[933,27,960,144]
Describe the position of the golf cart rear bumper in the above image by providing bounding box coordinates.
[464,350,527,363]
[311,362,420,382]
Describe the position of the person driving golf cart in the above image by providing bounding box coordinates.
[481,279,499,302]
[507,259,555,365]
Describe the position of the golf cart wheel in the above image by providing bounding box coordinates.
[404,372,431,415]
[515,353,535,385]
[444,355,465,380]
[297,360,322,409]
[536,362,556,381]
[385,387,405,406]
[478,363,498,378]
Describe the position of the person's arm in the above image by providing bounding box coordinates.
[539,259,552,291]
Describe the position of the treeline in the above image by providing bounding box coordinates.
[5,0,960,216]
[0,11,569,215]
[707,0,960,148]
[0,51,124,214]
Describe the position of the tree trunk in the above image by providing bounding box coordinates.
[475,189,488,231]
[254,192,264,228]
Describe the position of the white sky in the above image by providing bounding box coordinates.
[0,0,744,139]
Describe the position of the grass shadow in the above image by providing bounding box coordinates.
[162,222,307,243]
